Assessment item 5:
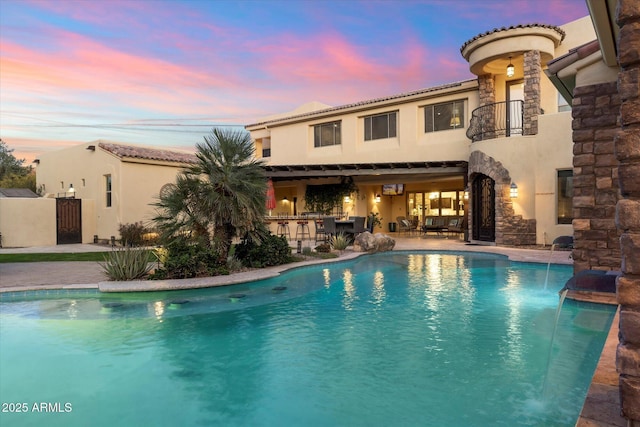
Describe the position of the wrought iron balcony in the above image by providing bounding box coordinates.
[466,100,524,142]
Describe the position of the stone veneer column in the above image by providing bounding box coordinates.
[571,81,622,272]
[615,0,640,423]
[478,74,496,140]
[523,50,541,136]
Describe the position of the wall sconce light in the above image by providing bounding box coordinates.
[375,194,381,203]
[510,182,518,198]
[506,56,515,78]
[68,184,76,198]
[344,195,351,203]
[283,196,288,202]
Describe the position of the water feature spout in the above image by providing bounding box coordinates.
[543,236,573,291]
[543,244,556,291]
[542,288,569,398]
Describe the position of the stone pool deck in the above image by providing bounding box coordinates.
[0,236,625,426]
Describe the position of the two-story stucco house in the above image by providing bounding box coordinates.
[246,16,596,246]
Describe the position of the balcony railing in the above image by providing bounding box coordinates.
[466,100,524,142]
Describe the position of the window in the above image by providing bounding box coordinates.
[105,175,112,207]
[557,170,573,224]
[314,121,341,147]
[425,100,465,132]
[558,92,571,112]
[262,137,271,157]
[364,111,397,141]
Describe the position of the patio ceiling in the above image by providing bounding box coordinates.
[265,161,467,181]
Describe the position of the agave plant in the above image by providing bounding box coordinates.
[100,247,154,281]
[330,232,351,251]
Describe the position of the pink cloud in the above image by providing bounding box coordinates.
[3,137,83,164]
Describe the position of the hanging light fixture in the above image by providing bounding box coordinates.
[506,56,515,78]
[510,182,518,198]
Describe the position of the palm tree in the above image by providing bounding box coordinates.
[154,127,267,261]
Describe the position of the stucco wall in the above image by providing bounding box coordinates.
[0,198,56,247]
[263,88,479,167]
[36,142,187,241]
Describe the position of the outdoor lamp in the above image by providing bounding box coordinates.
[68,184,75,196]
[510,182,518,198]
[344,195,351,203]
[506,56,515,78]
[375,194,381,203]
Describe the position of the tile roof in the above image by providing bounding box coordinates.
[460,23,566,53]
[98,142,197,164]
[246,79,477,127]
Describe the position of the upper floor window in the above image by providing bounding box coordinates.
[262,137,271,158]
[558,93,571,112]
[314,121,341,147]
[364,111,397,141]
[557,169,573,224]
[105,174,112,207]
[425,100,465,132]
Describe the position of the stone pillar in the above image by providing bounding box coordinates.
[571,81,622,273]
[478,74,496,140]
[615,0,640,423]
[523,50,541,136]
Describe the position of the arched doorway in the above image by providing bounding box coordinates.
[472,174,495,242]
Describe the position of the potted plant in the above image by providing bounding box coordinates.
[368,212,382,232]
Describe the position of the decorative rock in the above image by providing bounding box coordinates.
[353,232,395,253]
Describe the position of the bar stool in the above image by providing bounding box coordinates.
[295,219,311,241]
[277,220,291,240]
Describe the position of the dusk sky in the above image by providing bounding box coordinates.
[1,0,590,163]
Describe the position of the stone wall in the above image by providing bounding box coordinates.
[468,151,536,246]
[571,81,622,272]
[615,0,640,422]
[523,50,541,136]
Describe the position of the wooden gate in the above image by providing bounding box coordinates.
[472,174,495,242]
[56,198,82,244]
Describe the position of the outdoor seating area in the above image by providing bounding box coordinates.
[267,214,370,243]
[421,216,465,238]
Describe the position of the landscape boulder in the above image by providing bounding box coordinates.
[353,232,395,253]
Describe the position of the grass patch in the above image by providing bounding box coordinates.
[0,251,154,263]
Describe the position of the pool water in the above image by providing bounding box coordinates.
[0,251,615,426]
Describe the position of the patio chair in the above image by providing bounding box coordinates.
[397,216,412,234]
[346,216,366,237]
[323,216,337,240]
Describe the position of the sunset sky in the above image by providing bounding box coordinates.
[1,0,589,163]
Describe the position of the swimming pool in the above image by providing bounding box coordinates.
[0,251,614,426]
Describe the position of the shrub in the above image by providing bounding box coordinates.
[119,222,147,247]
[315,243,331,253]
[302,246,313,256]
[226,255,244,272]
[330,233,351,251]
[235,233,292,268]
[101,247,154,281]
[149,239,229,279]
